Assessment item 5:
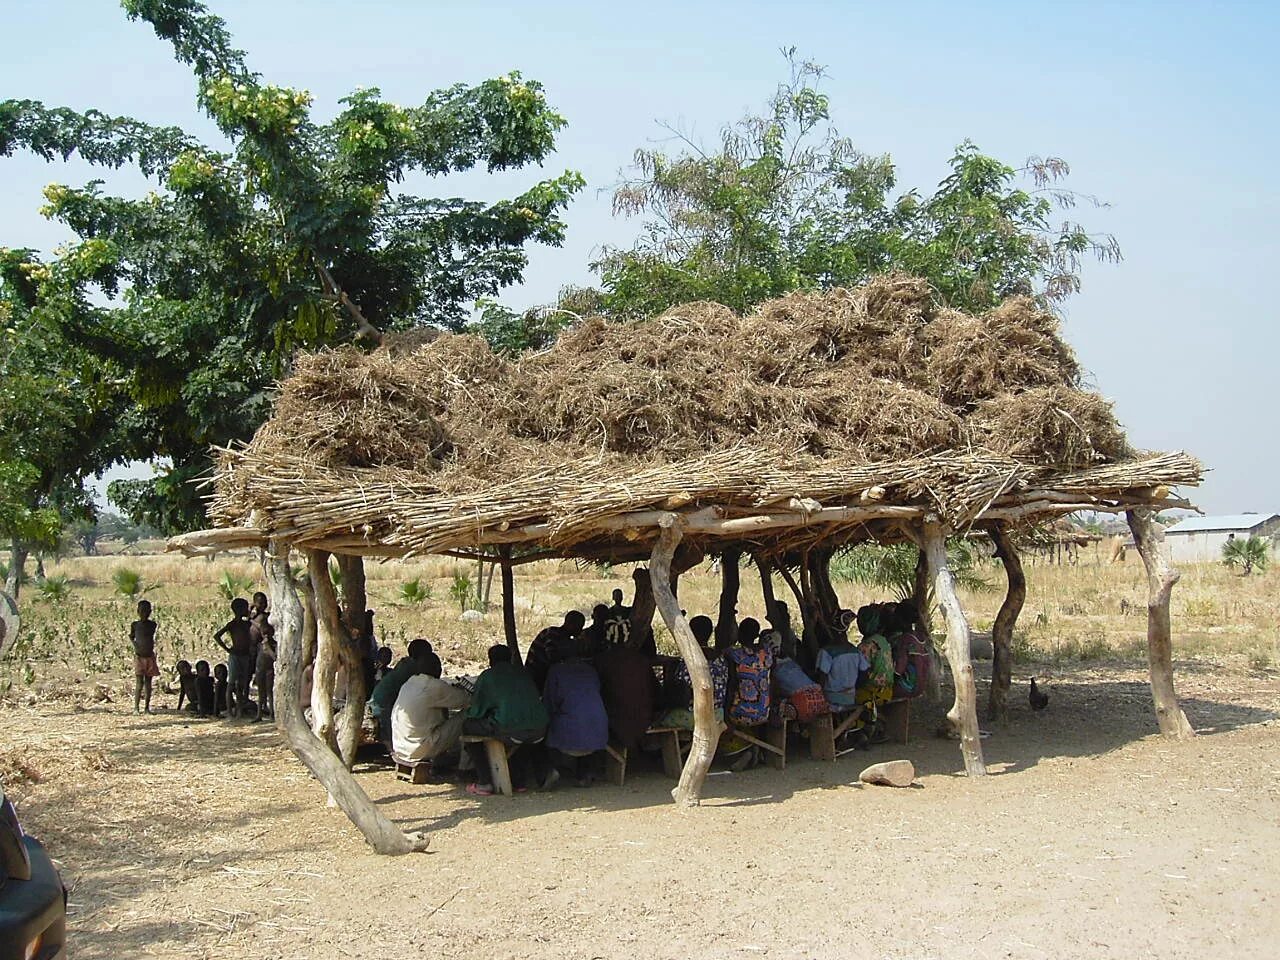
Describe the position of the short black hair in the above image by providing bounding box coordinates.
[195,659,210,673]
[689,615,714,644]
[252,591,268,606]
[423,652,443,678]
[488,644,513,666]
[408,638,432,661]
[231,597,250,616]
[176,659,192,672]
[563,610,586,632]
[738,617,760,645]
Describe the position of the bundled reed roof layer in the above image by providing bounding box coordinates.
[208,274,1201,557]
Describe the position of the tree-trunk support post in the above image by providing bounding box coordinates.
[1127,508,1195,739]
[261,541,427,855]
[922,520,987,776]
[988,523,1026,723]
[335,554,369,769]
[714,547,742,650]
[912,547,942,702]
[306,550,341,755]
[498,546,520,663]
[650,516,723,806]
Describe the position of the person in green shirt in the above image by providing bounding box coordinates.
[368,638,433,744]
[463,645,549,796]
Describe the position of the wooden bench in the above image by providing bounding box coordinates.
[808,696,914,761]
[723,718,789,770]
[645,726,689,778]
[603,742,628,786]
[391,752,431,785]
[460,735,517,797]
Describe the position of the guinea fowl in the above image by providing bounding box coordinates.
[1029,677,1050,711]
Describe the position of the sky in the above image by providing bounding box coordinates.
[2,0,1277,515]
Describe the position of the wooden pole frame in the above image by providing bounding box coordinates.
[1127,508,1195,739]
[306,550,341,756]
[649,516,723,805]
[498,545,521,663]
[261,541,428,855]
[987,523,1026,723]
[921,520,987,776]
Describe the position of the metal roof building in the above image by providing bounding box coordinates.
[1165,513,1280,563]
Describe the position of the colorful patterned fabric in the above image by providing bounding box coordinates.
[789,684,829,722]
[865,634,894,690]
[673,655,729,710]
[727,645,774,726]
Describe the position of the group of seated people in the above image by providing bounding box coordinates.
[366,589,931,796]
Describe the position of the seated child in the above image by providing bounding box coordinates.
[172,660,198,713]
[764,630,828,722]
[213,662,229,717]
[195,660,215,717]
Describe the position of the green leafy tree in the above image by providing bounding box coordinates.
[0,248,128,598]
[1,0,583,531]
[1222,536,1269,576]
[590,51,1117,319]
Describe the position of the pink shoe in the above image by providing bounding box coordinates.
[466,782,494,797]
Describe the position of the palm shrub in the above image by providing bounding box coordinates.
[217,570,255,600]
[37,574,71,602]
[830,540,992,601]
[399,577,432,604]
[449,570,475,612]
[1222,536,1269,576]
[111,567,157,597]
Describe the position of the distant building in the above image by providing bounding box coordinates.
[1164,513,1280,564]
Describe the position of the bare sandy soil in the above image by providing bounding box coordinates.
[3,659,1277,960]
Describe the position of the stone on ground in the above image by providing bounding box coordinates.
[859,759,915,787]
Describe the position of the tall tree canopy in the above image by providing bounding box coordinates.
[1,0,583,532]
[591,53,1119,319]
[0,248,130,595]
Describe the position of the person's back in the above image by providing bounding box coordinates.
[726,642,774,726]
[816,638,865,709]
[391,654,471,762]
[467,658,548,734]
[543,658,609,755]
[369,639,432,743]
[594,645,656,751]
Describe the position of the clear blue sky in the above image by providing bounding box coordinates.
[3,1,1277,514]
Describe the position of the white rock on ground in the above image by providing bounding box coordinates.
[858,759,916,787]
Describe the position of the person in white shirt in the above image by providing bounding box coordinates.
[391,652,472,763]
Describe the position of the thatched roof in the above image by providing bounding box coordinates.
[181,275,1201,560]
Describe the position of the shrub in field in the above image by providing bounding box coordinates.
[112,567,152,597]
[37,575,71,602]
[449,570,475,612]
[399,577,432,604]
[1222,536,1269,576]
[217,570,255,601]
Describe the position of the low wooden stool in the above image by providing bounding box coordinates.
[604,743,627,786]
[645,726,688,778]
[460,735,515,797]
[392,753,431,785]
[724,719,788,770]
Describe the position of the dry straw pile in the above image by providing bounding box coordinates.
[247,274,1129,486]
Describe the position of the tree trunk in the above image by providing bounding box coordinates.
[628,567,656,652]
[914,547,942,702]
[775,561,819,665]
[34,554,46,584]
[754,552,778,613]
[307,550,341,756]
[922,521,986,776]
[650,518,723,806]
[260,542,427,855]
[5,542,27,600]
[337,554,367,639]
[714,547,742,649]
[987,523,1025,723]
[809,546,841,633]
[334,554,369,768]
[499,547,521,663]
[1127,509,1195,739]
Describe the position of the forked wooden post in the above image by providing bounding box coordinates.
[306,549,341,755]
[987,523,1026,723]
[921,520,986,776]
[649,516,723,805]
[261,542,428,855]
[498,546,521,663]
[1127,508,1195,739]
[912,548,942,702]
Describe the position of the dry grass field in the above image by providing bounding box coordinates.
[1,543,1277,959]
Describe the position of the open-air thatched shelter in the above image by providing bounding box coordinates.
[170,274,1204,854]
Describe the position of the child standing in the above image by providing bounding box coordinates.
[130,600,160,714]
[213,597,254,719]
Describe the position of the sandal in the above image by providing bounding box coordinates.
[466,782,495,796]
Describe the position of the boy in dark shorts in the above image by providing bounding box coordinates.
[213,662,229,717]
[254,627,276,721]
[195,660,215,716]
[130,600,160,714]
[214,597,254,719]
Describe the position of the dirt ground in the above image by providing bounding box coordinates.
[3,658,1277,960]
